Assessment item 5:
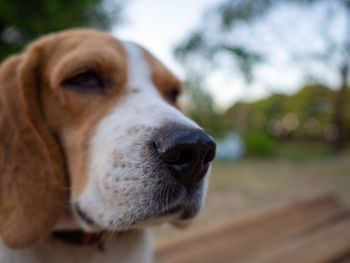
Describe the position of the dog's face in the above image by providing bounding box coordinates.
[0,29,215,247]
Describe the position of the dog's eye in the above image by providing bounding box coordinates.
[62,71,103,90]
[166,88,180,103]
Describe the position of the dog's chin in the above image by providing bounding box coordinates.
[73,196,203,233]
[130,202,201,229]
[74,208,200,234]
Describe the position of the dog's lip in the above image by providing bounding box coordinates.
[153,201,199,221]
[151,183,203,221]
[75,204,96,226]
[155,204,183,218]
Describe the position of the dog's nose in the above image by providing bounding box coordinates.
[154,125,216,185]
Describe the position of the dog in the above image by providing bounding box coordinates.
[0,28,216,263]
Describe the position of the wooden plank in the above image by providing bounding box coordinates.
[155,193,341,263]
[157,205,344,263]
[201,209,350,263]
[245,213,350,263]
[156,193,339,252]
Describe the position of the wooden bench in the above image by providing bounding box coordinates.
[155,194,350,263]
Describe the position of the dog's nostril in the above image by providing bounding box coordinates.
[204,146,216,164]
[156,146,193,165]
[177,149,192,165]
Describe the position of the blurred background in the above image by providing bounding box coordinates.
[1,0,350,255]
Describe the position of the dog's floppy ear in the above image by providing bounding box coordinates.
[0,45,68,248]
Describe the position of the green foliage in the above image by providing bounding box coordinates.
[0,0,124,60]
[225,83,349,142]
[243,131,276,156]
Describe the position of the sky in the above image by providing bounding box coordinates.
[113,0,344,110]
[113,0,217,76]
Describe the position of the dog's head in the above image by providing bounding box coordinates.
[0,29,215,248]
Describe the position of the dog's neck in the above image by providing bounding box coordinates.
[0,213,153,263]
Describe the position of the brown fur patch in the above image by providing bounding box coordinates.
[0,29,128,248]
[0,51,67,248]
[142,48,182,107]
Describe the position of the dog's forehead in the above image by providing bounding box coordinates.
[55,29,123,51]
[121,42,154,90]
[120,41,182,94]
[41,29,181,94]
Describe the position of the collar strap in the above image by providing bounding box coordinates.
[52,230,103,246]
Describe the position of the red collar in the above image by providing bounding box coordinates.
[52,230,103,246]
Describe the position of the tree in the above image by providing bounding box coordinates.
[0,0,125,60]
[175,0,350,149]
[224,83,342,141]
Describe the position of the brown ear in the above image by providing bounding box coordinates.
[0,47,68,248]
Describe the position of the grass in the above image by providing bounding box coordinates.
[273,141,335,159]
